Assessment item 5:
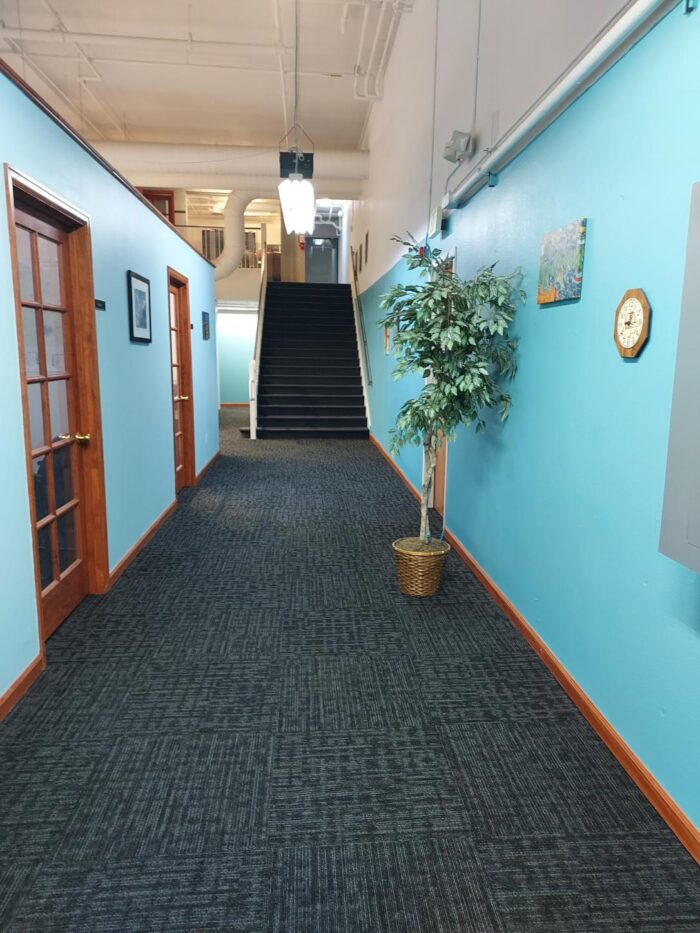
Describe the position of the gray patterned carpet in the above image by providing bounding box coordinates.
[1,409,698,931]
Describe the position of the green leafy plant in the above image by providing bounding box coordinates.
[379,235,524,544]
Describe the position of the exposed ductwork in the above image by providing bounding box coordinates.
[214,191,259,281]
[93,142,369,199]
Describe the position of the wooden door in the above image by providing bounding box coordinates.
[14,207,89,637]
[168,273,195,492]
[433,434,447,517]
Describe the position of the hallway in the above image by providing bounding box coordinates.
[1,411,698,931]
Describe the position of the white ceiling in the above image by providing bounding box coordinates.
[0,0,374,148]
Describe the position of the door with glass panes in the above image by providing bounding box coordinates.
[14,207,89,638]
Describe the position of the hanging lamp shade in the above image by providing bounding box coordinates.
[278,173,316,235]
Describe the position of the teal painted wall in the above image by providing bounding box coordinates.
[218,312,257,404]
[0,72,218,698]
[362,5,700,825]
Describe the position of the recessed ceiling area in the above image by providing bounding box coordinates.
[0,0,378,148]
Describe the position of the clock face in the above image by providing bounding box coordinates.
[616,297,644,349]
[614,289,650,357]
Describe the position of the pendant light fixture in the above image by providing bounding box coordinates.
[278,0,316,236]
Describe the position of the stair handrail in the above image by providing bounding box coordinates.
[249,252,268,440]
[350,252,372,429]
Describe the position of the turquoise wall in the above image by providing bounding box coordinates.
[0,72,218,698]
[363,4,700,826]
[217,312,257,404]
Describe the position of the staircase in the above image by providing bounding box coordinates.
[257,282,369,439]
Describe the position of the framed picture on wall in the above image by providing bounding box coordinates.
[127,271,152,343]
[202,311,210,340]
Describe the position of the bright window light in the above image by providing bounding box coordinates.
[278,174,316,235]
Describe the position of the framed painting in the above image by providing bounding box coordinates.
[202,310,211,340]
[127,270,152,343]
[537,218,587,304]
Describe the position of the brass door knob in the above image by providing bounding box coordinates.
[75,433,91,445]
[176,395,190,401]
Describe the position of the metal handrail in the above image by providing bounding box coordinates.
[248,252,268,440]
[350,252,372,430]
[351,252,372,386]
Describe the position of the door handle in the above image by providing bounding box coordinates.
[176,395,190,401]
[75,433,91,445]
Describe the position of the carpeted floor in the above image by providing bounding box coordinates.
[1,409,698,931]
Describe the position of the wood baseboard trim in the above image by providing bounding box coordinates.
[371,432,700,862]
[220,402,249,408]
[108,500,178,588]
[0,652,45,721]
[196,450,221,481]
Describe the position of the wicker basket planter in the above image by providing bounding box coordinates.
[392,537,450,597]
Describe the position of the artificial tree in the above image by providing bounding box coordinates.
[379,236,524,547]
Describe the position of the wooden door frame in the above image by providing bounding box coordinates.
[167,267,195,489]
[5,166,110,634]
[431,436,448,516]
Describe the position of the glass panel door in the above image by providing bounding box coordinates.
[170,287,185,491]
[14,209,87,638]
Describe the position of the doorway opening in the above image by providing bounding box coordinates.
[7,168,109,640]
[167,268,195,493]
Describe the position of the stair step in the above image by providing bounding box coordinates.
[262,367,360,379]
[261,343,358,354]
[259,404,366,416]
[263,332,356,342]
[265,304,353,313]
[257,427,369,439]
[258,387,364,398]
[263,337,357,348]
[259,414,367,424]
[267,285,351,294]
[265,340,357,360]
[260,375,362,386]
[263,357,359,366]
[265,316,355,334]
[265,308,355,328]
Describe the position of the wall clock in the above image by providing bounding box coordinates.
[614,288,650,358]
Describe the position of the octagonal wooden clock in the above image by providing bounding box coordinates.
[614,288,650,358]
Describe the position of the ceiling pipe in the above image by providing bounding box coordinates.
[444,0,675,211]
[0,26,281,54]
[21,52,355,78]
[353,0,412,101]
[214,191,258,281]
[363,0,391,98]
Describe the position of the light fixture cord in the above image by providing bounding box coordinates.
[470,0,483,133]
[425,0,440,243]
[294,0,300,171]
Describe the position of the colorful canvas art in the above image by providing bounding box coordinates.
[537,218,587,304]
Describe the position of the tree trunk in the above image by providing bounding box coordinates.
[420,434,437,544]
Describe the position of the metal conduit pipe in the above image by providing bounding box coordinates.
[353,0,413,100]
[444,0,674,211]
